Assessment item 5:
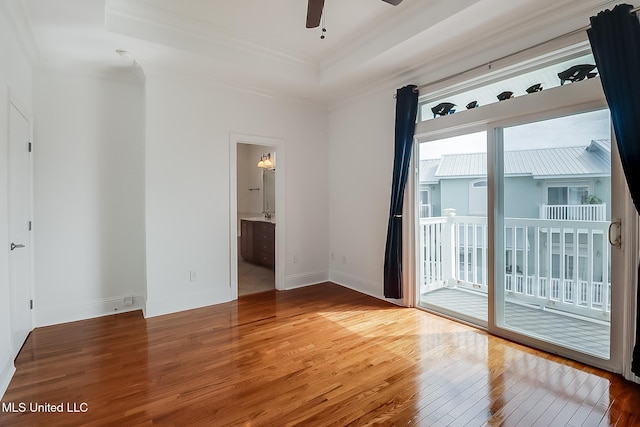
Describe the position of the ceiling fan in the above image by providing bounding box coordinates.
[306,0,403,28]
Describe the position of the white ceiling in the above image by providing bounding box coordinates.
[4,0,628,104]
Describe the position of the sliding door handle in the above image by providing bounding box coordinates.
[608,219,621,249]
[10,242,25,251]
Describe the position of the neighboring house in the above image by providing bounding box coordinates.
[419,139,611,221]
[419,140,612,322]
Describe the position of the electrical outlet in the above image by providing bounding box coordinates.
[190,270,198,281]
[293,255,297,264]
[123,296,134,306]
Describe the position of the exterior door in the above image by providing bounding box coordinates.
[495,109,613,361]
[8,102,32,357]
[417,131,489,326]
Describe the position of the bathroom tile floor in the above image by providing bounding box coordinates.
[238,257,275,296]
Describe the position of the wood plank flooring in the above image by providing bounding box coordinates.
[2,282,640,426]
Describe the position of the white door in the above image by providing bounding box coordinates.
[8,102,32,357]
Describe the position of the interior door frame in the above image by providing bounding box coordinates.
[7,87,34,357]
[229,133,285,300]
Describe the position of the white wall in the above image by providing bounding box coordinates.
[144,74,329,317]
[33,68,146,326]
[0,5,33,399]
[328,87,397,299]
[237,144,266,216]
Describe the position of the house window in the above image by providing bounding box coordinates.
[469,179,487,215]
[417,46,597,123]
[419,184,431,218]
[547,184,589,205]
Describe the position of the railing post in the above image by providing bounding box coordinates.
[442,208,457,286]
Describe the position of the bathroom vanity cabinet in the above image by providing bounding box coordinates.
[240,219,275,270]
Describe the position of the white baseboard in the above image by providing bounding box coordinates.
[285,270,329,290]
[329,271,405,306]
[145,288,231,318]
[0,350,16,401]
[329,271,385,300]
[36,293,146,327]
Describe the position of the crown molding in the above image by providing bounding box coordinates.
[319,0,480,74]
[35,61,146,86]
[140,61,327,110]
[0,0,40,64]
[325,0,622,110]
[105,0,314,66]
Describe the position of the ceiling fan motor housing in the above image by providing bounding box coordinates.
[306,0,402,28]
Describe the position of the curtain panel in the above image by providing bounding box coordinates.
[588,3,640,376]
[384,85,418,299]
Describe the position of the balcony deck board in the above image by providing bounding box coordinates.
[421,287,610,359]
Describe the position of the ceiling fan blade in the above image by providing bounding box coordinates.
[381,0,403,5]
[306,0,325,28]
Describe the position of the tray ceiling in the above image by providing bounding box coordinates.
[5,0,624,104]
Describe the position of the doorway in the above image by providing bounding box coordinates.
[8,98,33,358]
[229,134,285,300]
[237,144,276,296]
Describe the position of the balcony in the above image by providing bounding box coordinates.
[540,203,607,221]
[421,287,610,357]
[419,209,611,357]
[419,203,432,218]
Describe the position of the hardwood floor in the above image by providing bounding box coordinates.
[2,283,640,426]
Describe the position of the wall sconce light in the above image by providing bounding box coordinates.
[257,153,274,169]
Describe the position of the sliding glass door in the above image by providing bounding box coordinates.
[416,106,621,368]
[495,109,612,359]
[417,131,488,326]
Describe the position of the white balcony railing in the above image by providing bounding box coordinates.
[419,209,611,321]
[540,204,606,221]
[419,204,432,218]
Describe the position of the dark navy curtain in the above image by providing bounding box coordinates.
[588,3,640,376]
[384,85,419,299]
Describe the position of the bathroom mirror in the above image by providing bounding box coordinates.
[263,169,275,214]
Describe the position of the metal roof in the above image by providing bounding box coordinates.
[423,140,610,180]
[419,159,440,183]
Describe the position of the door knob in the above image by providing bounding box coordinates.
[10,243,25,251]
